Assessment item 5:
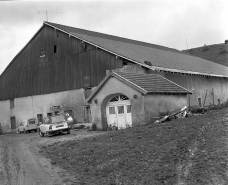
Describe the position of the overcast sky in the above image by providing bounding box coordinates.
[0,0,227,74]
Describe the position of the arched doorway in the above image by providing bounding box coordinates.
[106,94,132,129]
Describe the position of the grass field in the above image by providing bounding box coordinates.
[41,108,228,185]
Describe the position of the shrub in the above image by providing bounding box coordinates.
[91,123,97,131]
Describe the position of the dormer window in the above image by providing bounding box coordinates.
[40,48,45,58]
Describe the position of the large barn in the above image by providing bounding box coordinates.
[0,22,228,133]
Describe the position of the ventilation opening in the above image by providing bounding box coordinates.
[54,45,57,53]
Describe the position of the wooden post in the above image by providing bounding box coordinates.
[188,94,191,107]
[211,88,214,105]
[203,89,208,107]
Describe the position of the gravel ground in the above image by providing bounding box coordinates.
[0,129,104,185]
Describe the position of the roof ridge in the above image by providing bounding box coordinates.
[45,21,182,53]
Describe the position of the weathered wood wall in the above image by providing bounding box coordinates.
[0,25,123,100]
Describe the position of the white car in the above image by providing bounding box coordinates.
[17,118,38,134]
[39,115,70,137]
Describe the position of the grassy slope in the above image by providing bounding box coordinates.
[41,108,228,185]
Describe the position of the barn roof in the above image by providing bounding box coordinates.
[86,71,192,102]
[45,22,228,78]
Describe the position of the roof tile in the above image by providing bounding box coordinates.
[114,71,191,94]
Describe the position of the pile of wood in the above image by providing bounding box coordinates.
[154,106,189,124]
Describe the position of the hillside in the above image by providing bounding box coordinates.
[183,42,228,67]
[41,107,228,185]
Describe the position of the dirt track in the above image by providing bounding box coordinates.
[0,130,102,185]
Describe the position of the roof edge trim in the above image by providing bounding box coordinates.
[150,66,228,78]
[157,74,193,94]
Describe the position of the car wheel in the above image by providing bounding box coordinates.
[18,129,21,134]
[24,129,27,134]
[67,130,70,134]
[39,130,44,137]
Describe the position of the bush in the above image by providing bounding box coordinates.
[91,123,97,131]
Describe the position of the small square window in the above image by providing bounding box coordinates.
[37,114,43,124]
[40,48,45,58]
[47,113,52,117]
[55,111,60,115]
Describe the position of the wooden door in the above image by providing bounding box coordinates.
[10,117,16,129]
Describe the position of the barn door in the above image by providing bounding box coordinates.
[106,95,132,129]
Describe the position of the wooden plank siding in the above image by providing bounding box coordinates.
[0,25,123,100]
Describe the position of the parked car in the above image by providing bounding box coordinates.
[39,115,70,137]
[17,118,38,134]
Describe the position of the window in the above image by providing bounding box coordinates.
[47,112,52,117]
[54,45,57,53]
[40,48,45,57]
[110,96,119,102]
[54,111,60,115]
[37,114,43,124]
[10,99,15,109]
[120,95,129,101]
[198,98,202,107]
[127,105,131,113]
[109,107,115,114]
[109,95,129,102]
[118,106,124,114]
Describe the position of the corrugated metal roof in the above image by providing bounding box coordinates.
[45,22,228,78]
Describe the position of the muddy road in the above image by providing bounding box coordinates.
[0,130,103,185]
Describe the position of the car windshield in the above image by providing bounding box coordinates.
[49,115,65,124]
[29,120,35,124]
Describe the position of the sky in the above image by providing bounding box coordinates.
[0,0,227,74]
